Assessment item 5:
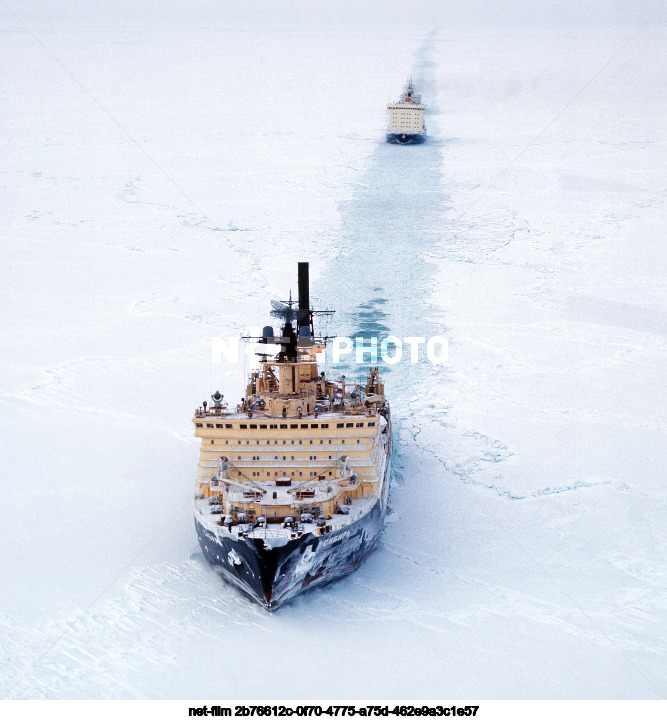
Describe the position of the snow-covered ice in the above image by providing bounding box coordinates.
[1,0,666,700]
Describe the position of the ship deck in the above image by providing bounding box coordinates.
[195,409,372,421]
[194,494,379,549]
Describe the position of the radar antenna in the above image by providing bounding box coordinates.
[270,297,297,323]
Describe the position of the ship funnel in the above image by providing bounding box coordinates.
[297,262,309,326]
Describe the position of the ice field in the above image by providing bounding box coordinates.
[1,0,666,700]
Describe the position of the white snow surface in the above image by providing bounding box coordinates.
[1,0,666,700]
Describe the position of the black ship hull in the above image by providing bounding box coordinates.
[196,453,391,610]
[386,133,426,145]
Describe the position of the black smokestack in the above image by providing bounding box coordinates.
[298,262,309,326]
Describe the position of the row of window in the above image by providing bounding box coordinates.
[248,454,333,460]
[209,438,362,446]
[196,421,375,429]
[247,470,334,477]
